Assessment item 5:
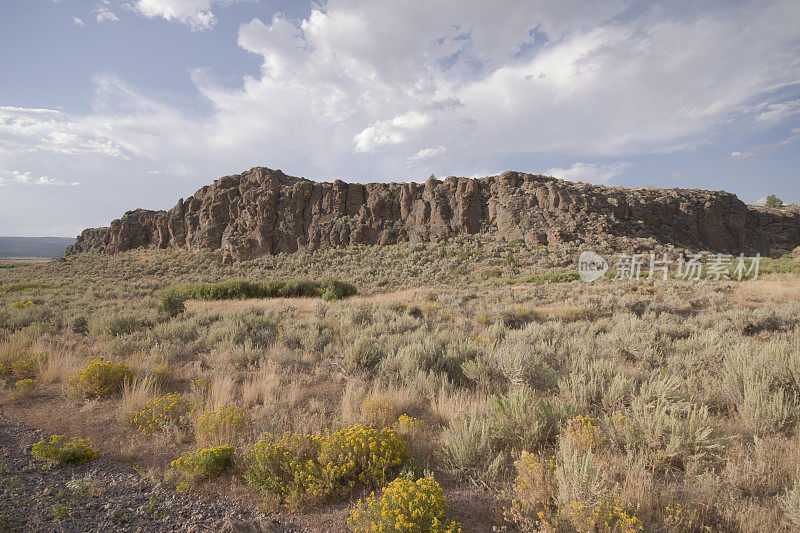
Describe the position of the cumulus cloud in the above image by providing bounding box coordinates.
[94,1,119,22]
[72,16,84,27]
[191,0,800,176]
[133,0,246,31]
[4,0,800,190]
[354,112,433,153]
[545,162,631,184]
[0,170,79,187]
[408,146,446,165]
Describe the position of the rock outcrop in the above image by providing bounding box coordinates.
[66,167,800,262]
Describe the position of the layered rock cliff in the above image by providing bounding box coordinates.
[66,167,800,263]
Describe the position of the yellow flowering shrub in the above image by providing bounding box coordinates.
[245,425,408,507]
[505,452,642,533]
[554,495,643,533]
[10,355,39,379]
[195,404,249,446]
[13,378,37,398]
[391,414,426,440]
[319,425,408,491]
[68,358,133,397]
[130,392,190,435]
[9,300,35,308]
[171,445,234,489]
[245,433,327,507]
[562,415,608,454]
[664,502,713,532]
[360,395,400,428]
[348,477,462,533]
[149,363,172,388]
[504,452,557,530]
[514,452,557,504]
[31,435,99,465]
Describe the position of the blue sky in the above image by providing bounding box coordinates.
[1,0,798,237]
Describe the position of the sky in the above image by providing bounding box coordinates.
[0,0,798,237]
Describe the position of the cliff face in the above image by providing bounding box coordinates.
[66,167,800,262]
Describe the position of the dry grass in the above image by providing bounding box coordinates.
[242,364,282,406]
[3,244,800,532]
[732,274,800,307]
[118,376,158,423]
[184,288,437,316]
[201,373,237,412]
[36,351,82,384]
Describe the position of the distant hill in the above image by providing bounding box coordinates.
[0,237,73,258]
[65,167,800,263]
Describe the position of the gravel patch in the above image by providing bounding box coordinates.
[0,413,297,532]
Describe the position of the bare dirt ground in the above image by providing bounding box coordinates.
[0,409,294,533]
[730,274,800,308]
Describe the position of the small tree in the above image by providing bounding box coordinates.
[765,194,784,208]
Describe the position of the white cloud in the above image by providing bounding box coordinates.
[0,105,127,158]
[0,170,79,187]
[545,162,631,184]
[755,196,768,205]
[133,0,247,31]
[354,112,433,153]
[94,1,119,22]
[4,0,800,199]
[72,16,84,27]
[730,128,800,160]
[755,99,800,125]
[408,146,446,164]
[188,0,800,176]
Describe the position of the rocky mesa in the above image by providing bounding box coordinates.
[66,167,800,263]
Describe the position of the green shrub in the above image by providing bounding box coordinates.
[320,279,358,301]
[439,412,503,482]
[346,336,385,370]
[157,278,357,303]
[505,271,580,285]
[348,477,462,533]
[159,291,186,317]
[31,435,99,465]
[2,282,55,292]
[621,400,726,471]
[737,381,799,436]
[488,386,571,452]
[68,358,133,397]
[171,445,234,488]
[89,314,142,336]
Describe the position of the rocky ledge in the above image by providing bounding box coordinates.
[66,168,800,263]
